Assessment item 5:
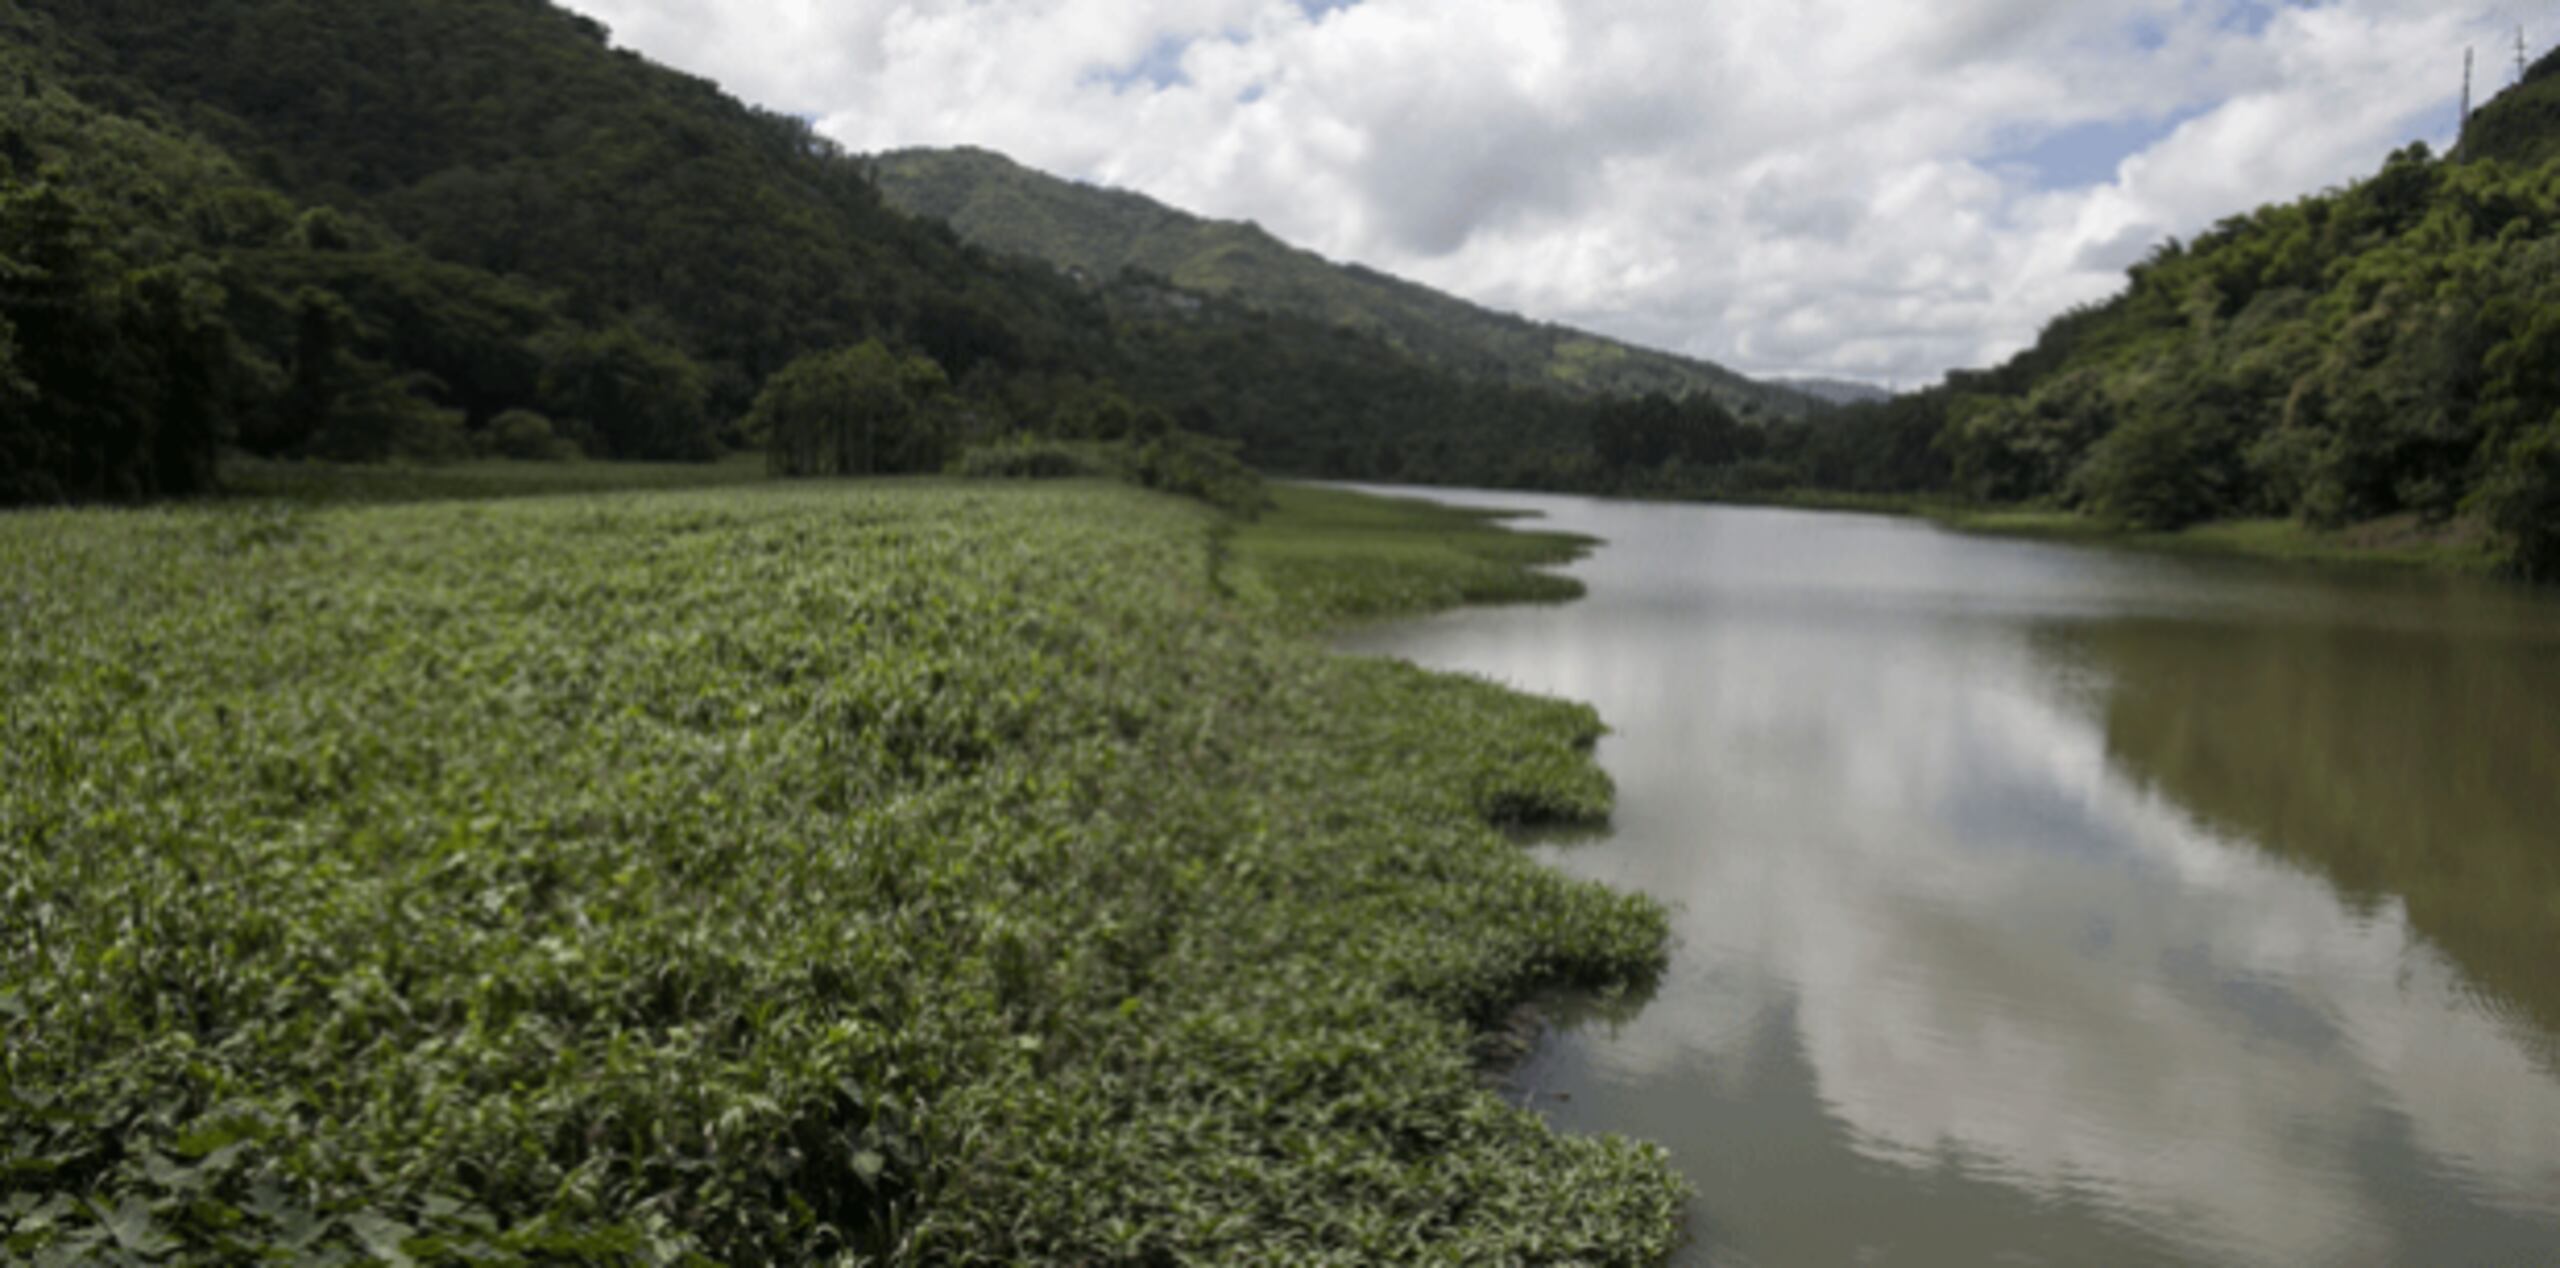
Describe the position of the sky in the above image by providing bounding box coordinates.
[552,0,2548,388]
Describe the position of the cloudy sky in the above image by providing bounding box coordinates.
[555,0,2543,387]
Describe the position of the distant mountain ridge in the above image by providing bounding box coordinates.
[1773,377,1893,406]
[871,146,1817,419]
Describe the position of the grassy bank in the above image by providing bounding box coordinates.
[0,474,1681,1264]
[1919,506,2503,574]
[1674,483,2506,575]
[215,453,776,506]
[1229,485,1597,628]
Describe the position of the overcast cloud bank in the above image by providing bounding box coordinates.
[559,0,2533,386]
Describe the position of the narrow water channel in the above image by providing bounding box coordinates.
[1334,487,2560,1267]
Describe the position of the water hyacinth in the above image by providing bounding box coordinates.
[1,478,1680,1264]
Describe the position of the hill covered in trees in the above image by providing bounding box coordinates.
[1707,51,2560,578]
[872,146,1816,419]
[0,0,1711,503]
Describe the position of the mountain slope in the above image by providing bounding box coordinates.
[1773,377,1894,407]
[13,0,1114,415]
[1761,61,2560,576]
[2460,44,2560,169]
[872,146,1816,419]
[2,0,1671,501]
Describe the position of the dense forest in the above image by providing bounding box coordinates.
[1703,51,2560,577]
[871,146,1815,419]
[0,0,1796,507]
[0,0,1628,504]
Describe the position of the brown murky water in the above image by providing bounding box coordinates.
[1337,487,2560,1267]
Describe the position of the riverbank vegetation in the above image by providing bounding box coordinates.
[0,474,1683,1264]
[1568,53,2560,580]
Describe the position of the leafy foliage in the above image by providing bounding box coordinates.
[6,0,1760,504]
[0,479,1681,1263]
[479,409,579,462]
[2479,416,2560,580]
[1737,102,2560,575]
[0,177,233,501]
[749,341,954,477]
[951,430,1267,516]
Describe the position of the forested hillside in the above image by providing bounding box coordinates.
[1711,52,2560,578]
[0,0,1698,504]
[874,146,1816,419]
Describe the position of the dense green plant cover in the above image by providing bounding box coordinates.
[2,0,1768,505]
[871,146,1815,419]
[1713,83,2560,576]
[0,12,732,489]
[946,435,1124,483]
[478,410,580,463]
[750,342,956,478]
[2479,416,2560,580]
[0,478,1682,1263]
[1229,485,1595,628]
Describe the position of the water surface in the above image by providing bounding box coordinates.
[1336,488,2560,1267]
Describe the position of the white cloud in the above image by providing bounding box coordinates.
[556,0,2524,386]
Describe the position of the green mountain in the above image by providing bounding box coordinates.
[872,146,1816,419]
[1773,377,1893,407]
[1740,50,2560,577]
[2,0,1673,503]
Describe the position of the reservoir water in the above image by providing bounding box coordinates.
[1334,487,2560,1267]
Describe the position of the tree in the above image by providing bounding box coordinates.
[0,180,231,503]
[534,325,717,461]
[2478,417,2560,581]
[748,341,955,477]
[253,285,467,462]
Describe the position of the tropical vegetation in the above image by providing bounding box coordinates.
[0,473,1684,1264]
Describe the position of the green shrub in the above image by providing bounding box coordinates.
[948,434,1125,482]
[1125,428,1266,515]
[2071,408,2220,529]
[480,409,582,461]
[2478,416,2560,580]
[953,430,1266,516]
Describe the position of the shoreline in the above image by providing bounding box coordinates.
[1329,477,2514,579]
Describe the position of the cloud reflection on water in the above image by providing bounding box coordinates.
[1337,489,2560,1266]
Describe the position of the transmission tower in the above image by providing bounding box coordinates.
[2521,25,2532,85]
[2463,46,2475,144]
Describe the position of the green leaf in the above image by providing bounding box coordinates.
[96,1194,180,1257]
[345,1211,418,1267]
